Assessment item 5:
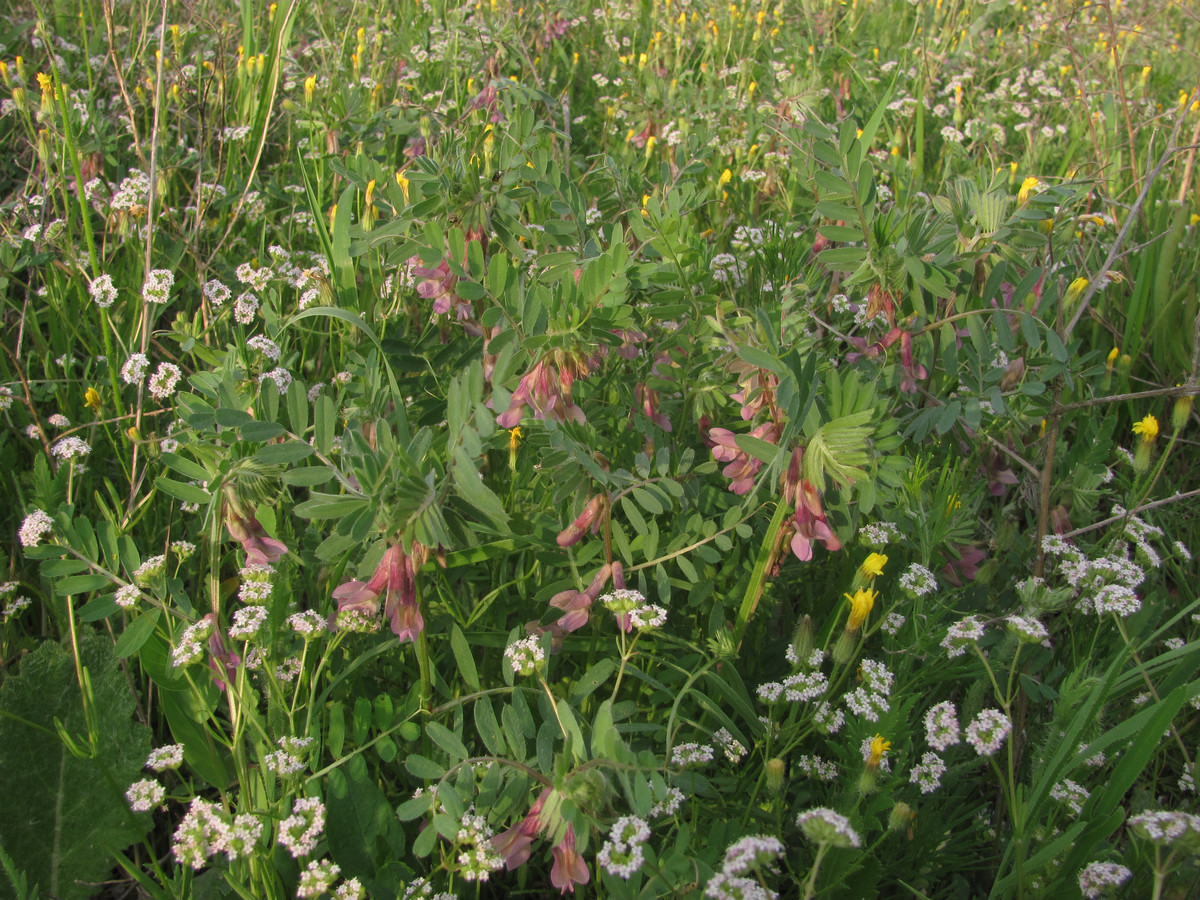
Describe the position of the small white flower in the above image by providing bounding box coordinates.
[126,778,165,812]
[146,744,185,770]
[142,269,175,304]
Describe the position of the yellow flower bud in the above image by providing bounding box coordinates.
[1172,389,1193,432]
[766,757,786,793]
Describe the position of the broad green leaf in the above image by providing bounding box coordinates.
[0,632,150,900]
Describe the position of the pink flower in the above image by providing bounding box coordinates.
[635,383,672,431]
[942,544,986,587]
[898,331,927,394]
[205,616,240,691]
[548,564,612,636]
[557,495,606,547]
[550,824,589,893]
[491,788,550,870]
[225,508,288,565]
[789,480,841,562]
[708,423,778,495]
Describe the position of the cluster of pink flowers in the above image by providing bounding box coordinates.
[332,541,428,643]
[497,349,599,428]
[487,789,589,893]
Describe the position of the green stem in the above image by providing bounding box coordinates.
[802,842,830,900]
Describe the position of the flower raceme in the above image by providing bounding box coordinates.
[331,542,427,642]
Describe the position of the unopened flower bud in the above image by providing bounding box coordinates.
[888,802,916,833]
[791,615,814,664]
[1172,389,1193,432]
[766,757,786,793]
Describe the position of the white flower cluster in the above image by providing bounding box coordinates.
[172,798,265,868]
[712,728,748,763]
[230,605,269,640]
[941,616,985,658]
[909,752,947,794]
[454,813,504,881]
[126,778,165,812]
[19,509,54,548]
[297,859,341,898]
[170,617,214,668]
[965,708,1011,757]
[279,796,326,857]
[703,834,785,899]
[794,754,838,782]
[859,521,901,548]
[796,807,861,849]
[1078,861,1131,899]
[1050,779,1090,816]
[142,268,175,304]
[649,785,684,818]
[504,635,545,676]
[146,743,185,770]
[238,563,275,604]
[898,563,938,598]
[671,743,715,767]
[924,701,961,751]
[598,815,650,879]
[844,659,893,722]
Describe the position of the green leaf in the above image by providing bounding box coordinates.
[474,697,507,757]
[734,344,786,377]
[425,721,468,761]
[569,658,617,705]
[160,452,210,482]
[154,477,210,505]
[450,626,480,691]
[280,466,336,487]
[326,754,400,878]
[240,420,286,442]
[54,574,112,596]
[293,493,369,519]
[253,442,315,465]
[451,446,509,530]
[0,632,150,900]
[113,611,160,659]
[404,754,446,780]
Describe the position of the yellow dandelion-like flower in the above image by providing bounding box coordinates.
[1106,346,1119,372]
[1132,414,1159,445]
[1018,176,1040,205]
[867,734,891,770]
[84,387,102,412]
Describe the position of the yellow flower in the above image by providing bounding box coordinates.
[844,587,877,631]
[1106,346,1119,372]
[1018,176,1039,205]
[1064,276,1088,306]
[508,426,522,452]
[859,552,887,580]
[866,734,891,770]
[1132,414,1159,445]
[718,168,732,188]
[84,387,102,412]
